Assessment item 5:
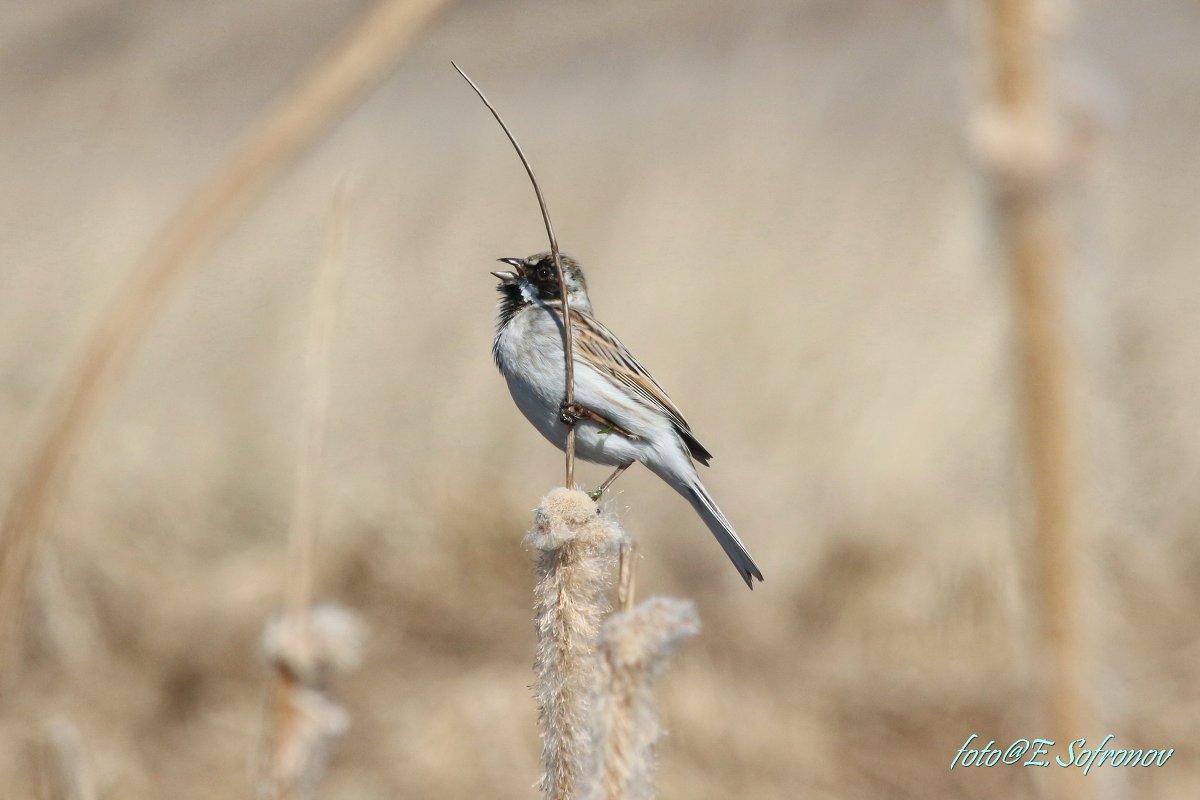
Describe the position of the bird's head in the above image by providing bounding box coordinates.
[492,252,591,312]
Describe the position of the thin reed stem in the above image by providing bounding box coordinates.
[452,63,578,488]
[260,191,354,800]
[284,187,348,641]
[617,541,637,614]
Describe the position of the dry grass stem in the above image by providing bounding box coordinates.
[0,0,448,675]
[30,718,96,800]
[617,541,637,614]
[259,192,356,800]
[972,1,1092,797]
[582,598,700,800]
[526,488,627,799]
[284,188,349,645]
[452,63,579,488]
[259,605,366,800]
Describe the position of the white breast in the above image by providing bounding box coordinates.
[495,304,672,469]
[495,305,569,447]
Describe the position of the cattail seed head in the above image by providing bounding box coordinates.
[526,488,626,800]
[583,597,700,800]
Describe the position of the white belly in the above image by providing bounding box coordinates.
[495,306,668,468]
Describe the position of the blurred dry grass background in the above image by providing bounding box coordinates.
[1,0,1199,797]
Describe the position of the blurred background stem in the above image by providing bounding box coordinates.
[0,0,449,678]
[975,1,1092,797]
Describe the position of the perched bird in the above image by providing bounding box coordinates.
[491,252,763,587]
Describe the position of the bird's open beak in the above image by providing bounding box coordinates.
[491,257,525,283]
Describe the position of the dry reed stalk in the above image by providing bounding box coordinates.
[971,1,1091,797]
[452,64,580,488]
[283,187,348,647]
[582,597,699,800]
[0,0,449,675]
[526,488,627,799]
[29,718,96,800]
[258,192,357,800]
[617,541,637,614]
[259,604,366,800]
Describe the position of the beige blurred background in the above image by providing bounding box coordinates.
[2,0,1199,797]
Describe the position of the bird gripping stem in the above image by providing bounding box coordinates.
[453,62,577,488]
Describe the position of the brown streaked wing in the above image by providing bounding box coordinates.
[559,309,714,464]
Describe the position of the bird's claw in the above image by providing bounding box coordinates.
[558,400,638,440]
[559,401,587,425]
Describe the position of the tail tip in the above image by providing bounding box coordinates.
[740,565,764,589]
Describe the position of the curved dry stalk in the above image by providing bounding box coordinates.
[0,0,449,675]
[452,62,578,488]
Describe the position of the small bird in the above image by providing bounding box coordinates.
[491,252,763,587]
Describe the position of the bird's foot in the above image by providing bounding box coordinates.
[558,400,586,425]
[558,401,638,440]
[588,463,633,502]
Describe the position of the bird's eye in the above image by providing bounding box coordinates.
[538,266,553,281]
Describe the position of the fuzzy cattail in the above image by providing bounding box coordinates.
[582,597,699,800]
[526,488,626,799]
[258,603,366,800]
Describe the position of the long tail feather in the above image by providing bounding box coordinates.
[683,480,764,588]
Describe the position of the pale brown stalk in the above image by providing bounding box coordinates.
[0,0,448,675]
[971,1,1091,798]
[582,598,700,800]
[284,186,349,645]
[452,63,578,488]
[617,541,637,614]
[526,489,626,799]
[258,192,357,800]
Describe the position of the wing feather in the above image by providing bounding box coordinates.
[557,308,714,465]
